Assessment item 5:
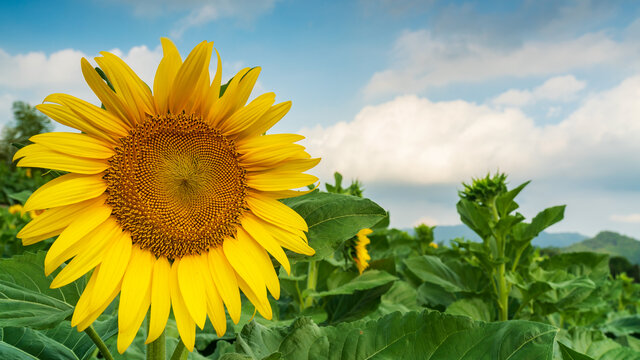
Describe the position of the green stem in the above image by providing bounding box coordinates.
[146,327,165,360]
[303,260,318,309]
[84,325,114,360]
[490,198,509,321]
[170,340,187,360]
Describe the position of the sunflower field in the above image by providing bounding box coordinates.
[0,39,639,360]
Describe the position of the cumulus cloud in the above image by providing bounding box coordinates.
[611,214,640,224]
[492,75,586,107]
[364,29,639,99]
[303,75,640,185]
[0,45,163,129]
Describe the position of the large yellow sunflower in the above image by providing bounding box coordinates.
[14,38,318,353]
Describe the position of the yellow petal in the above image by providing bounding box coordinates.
[241,214,290,274]
[21,228,63,246]
[71,267,100,326]
[246,172,318,192]
[23,173,107,212]
[227,67,261,114]
[218,93,275,137]
[239,145,309,169]
[35,103,117,144]
[202,49,223,123]
[178,254,207,329]
[235,134,305,153]
[207,247,241,324]
[146,256,172,344]
[251,186,317,200]
[235,101,292,139]
[44,203,112,275]
[44,93,129,139]
[251,158,321,174]
[95,52,155,125]
[18,197,102,240]
[81,57,132,126]
[260,220,315,256]
[169,41,213,114]
[14,144,108,175]
[90,231,132,309]
[197,256,226,336]
[223,229,268,304]
[30,132,114,159]
[209,68,251,127]
[117,283,150,354]
[153,37,182,115]
[237,275,272,320]
[49,219,118,288]
[76,278,120,331]
[119,246,154,331]
[246,192,308,232]
[170,259,196,352]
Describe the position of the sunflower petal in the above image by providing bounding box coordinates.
[246,192,308,232]
[237,275,272,320]
[44,203,112,275]
[202,49,222,123]
[170,259,196,352]
[241,214,290,274]
[76,279,120,331]
[50,217,120,288]
[207,247,241,324]
[119,246,154,331]
[178,254,207,329]
[14,144,108,174]
[236,101,292,139]
[219,93,275,136]
[154,38,182,115]
[146,256,172,344]
[35,104,117,144]
[30,132,114,159]
[169,41,213,114]
[81,58,132,126]
[235,134,305,153]
[197,256,226,336]
[117,284,150,354]
[23,174,107,212]
[209,68,251,127]
[260,220,315,256]
[223,229,268,304]
[247,172,318,192]
[18,197,103,240]
[90,231,132,309]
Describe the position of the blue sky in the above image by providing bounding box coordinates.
[2,0,640,239]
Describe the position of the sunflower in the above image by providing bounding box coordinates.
[353,228,372,274]
[14,38,319,353]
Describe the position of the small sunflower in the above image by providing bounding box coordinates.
[8,204,23,215]
[353,228,372,274]
[15,38,318,353]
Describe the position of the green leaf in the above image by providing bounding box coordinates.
[0,327,76,359]
[557,327,640,360]
[312,270,396,297]
[600,315,640,337]
[456,198,493,240]
[514,205,565,243]
[0,252,84,329]
[495,181,529,217]
[404,255,484,294]
[7,190,32,204]
[324,281,393,324]
[282,192,386,261]
[224,310,557,360]
[445,298,495,322]
[558,342,595,360]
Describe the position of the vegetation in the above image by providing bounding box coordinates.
[0,163,639,359]
[564,231,640,264]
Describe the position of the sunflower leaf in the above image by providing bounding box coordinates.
[281,192,386,262]
[0,251,85,329]
[223,310,558,360]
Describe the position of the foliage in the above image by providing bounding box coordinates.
[0,170,638,359]
[564,231,640,265]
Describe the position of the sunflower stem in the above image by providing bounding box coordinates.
[84,325,114,360]
[170,340,187,360]
[146,327,165,360]
[303,260,318,309]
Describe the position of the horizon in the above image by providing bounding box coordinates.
[2,0,640,239]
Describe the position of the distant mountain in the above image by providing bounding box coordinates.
[563,231,640,264]
[432,224,587,248]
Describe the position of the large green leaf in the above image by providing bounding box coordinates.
[0,251,84,329]
[221,310,557,360]
[0,315,118,360]
[404,255,484,294]
[311,270,396,297]
[557,342,595,360]
[445,298,495,322]
[600,315,640,337]
[456,199,493,240]
[282,192,386,261]
[324,281,393,324]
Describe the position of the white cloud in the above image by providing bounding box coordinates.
[170,0,277,38]
[611,214,640,224]
[492,75,586,107]
[303,75,640,185]
[364,29,639,99]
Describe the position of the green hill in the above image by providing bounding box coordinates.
[563,231,640,264]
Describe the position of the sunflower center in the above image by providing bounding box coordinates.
[105,113,247,259]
